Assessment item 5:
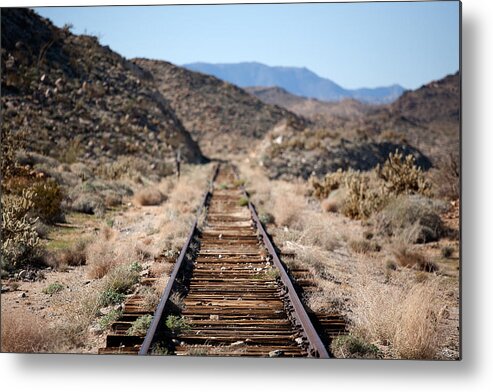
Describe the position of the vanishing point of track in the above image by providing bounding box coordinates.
[100,164,345,357]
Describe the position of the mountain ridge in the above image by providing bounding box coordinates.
[184,61,405,104]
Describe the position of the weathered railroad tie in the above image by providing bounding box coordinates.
[100,164,343,357]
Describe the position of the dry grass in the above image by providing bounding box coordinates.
[350,267,445,359]
[134,187,165,206]
[86,230,151,279]
[1,309,59,353]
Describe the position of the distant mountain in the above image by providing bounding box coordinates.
[184,62,405,104]
[135,59,307,158]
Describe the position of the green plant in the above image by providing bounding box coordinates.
[238,196,249,207]
[129,261,143,273]
[165,315,191,335]
[98,289,125,307]
[126,315,153,336]
[104,264,140,294]
[42,282,64,295]
[98,309,122,330]
[151,342,170,355]
[259,212,275,225]
[331,335,380,359]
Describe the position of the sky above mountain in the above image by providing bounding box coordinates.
[34,1,459,90]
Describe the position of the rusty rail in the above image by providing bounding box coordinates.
[232,167,330,358]
[138,163,219,355]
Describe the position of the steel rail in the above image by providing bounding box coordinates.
[233,167,330,358]
[139,163,220,355]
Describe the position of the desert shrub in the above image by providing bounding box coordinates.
[55,239,89,267]
[103,264,140,294]
[71,193,106,216]
[430,149,460,200]
[165,315,191,335]
[99,289,126,307]
[376,150,431,197]
[441,245,454,259]
[331,335,380,359]
[29,180,64,223]
[238,196,249,207]
[394,246,438,272]
[134,188,165,206]
[70,162,93,180]
[42,281,64,295]
[98,309,122,330]
[58,138,82,164]
[1,310,58,353]
[259,212,275,225]
[376,195,446,243]
[1,189,40,269]
[96,156,152,181]
[126,315,153,336]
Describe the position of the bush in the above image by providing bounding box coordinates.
[28,180,64,224]
[103,264,140,294]
[42,282,64,295]
[376,195,446,243]
[165,315,191,335]
[134,188,165,206]
[331,335,380,359]
[99,289,126,307]
[238,196,249,207]
[1,189,40,270]
[126,315,153,336]
[71,193,105,216]
[441,245,454,259]
[98,309,122,330]
[259,212,275,225]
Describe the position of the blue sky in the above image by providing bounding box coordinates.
[34,1,460,90]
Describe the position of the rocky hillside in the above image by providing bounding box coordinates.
[1,9,204,167]
[246,86,375,121]
[134,58,307,157]
[354,72,460,159]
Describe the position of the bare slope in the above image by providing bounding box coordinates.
[1,9,204,166]
[134,58,307,157]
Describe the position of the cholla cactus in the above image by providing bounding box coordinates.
[341,171,386,219]
[1,189,40,269]
[310,169,344,199]
[377,150,431,197]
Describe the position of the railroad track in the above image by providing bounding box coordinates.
[100,163,345,357]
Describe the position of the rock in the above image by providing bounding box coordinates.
[210,314,219,320]
[18,292,27,298]
[268,350,284,357]
[230,341,245,347]
[18,270,28,280]
[89,324,103,335]
[295,337,304,345]
[99,306,113,316]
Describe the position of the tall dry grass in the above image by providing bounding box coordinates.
[1,310,59,353]
[350,268,445,359]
